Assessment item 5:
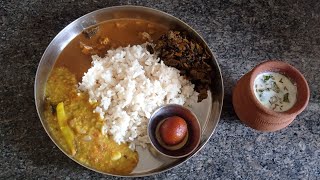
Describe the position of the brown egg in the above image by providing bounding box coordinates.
[159,116,188,145]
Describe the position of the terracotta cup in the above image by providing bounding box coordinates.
[232,60,309,132]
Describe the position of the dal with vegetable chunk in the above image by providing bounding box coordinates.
[44,68,138,174]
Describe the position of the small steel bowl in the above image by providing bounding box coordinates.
[148,104,201,158]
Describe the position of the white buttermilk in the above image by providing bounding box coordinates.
[253,72,297,112]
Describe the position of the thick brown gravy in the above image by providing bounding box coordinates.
[55,18,168,81]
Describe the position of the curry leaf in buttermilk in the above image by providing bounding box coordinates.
[263,75,272,82]
[272,81,280,93]
[279,78,283,83]
[283,93,290,103]
[270,96,278,104]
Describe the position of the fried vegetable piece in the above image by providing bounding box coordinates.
[82,26,99,39]
[56,102,76,156]
[155,31,213,102]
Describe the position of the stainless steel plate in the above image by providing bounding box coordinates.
[34,5,224,177]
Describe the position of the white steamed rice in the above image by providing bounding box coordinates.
[78,43,198,149]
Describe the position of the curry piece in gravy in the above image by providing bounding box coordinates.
[44,68,138,175]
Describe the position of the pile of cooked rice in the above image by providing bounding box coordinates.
[79,44,198,149]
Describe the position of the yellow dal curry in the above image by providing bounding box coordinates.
[44,68,138,174]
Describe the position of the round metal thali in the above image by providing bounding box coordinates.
[34,5,224,177]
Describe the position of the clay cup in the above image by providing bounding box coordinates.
[232,60,309,131]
